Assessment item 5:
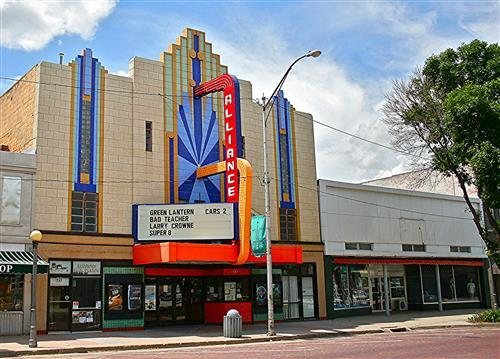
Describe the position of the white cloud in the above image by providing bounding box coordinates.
[0,0,117,51]
[203,24,405,183]
[109,69,129,77]
[458,4,500,43]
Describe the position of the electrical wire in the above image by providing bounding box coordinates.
[286,177,477,221]
[1,75,428,160]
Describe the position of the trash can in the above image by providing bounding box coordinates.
[223,309,242,338]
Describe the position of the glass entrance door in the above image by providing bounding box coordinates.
[371,277,389,312]
[48,277,71,331]
[70,276,102,331]
[155,277,204,325]
[283,276,300,319]
[158,279,174,323]
[184,277,203,323]
[301,277,315,318]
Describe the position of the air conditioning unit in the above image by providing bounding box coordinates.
[397,299,408,311]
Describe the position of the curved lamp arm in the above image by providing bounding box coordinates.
[263,49,321,110]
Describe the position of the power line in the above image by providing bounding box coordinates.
[287,178,477,221]
[13,170,475,221]
[12,175,258,185]
[2,75,429,160]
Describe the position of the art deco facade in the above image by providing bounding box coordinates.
[0,28,324,333]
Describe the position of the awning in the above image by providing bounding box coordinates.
[333,256,484,267]
[133,242,303,265]
[0,251,49,274]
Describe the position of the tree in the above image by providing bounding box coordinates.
[383,40,500,266]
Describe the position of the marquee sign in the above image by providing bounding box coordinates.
[133,203,236,242]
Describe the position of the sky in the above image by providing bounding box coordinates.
[1,0,499,183]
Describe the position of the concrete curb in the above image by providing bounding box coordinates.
[2,323,498,357]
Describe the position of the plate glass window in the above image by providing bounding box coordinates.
[0,274,23,311]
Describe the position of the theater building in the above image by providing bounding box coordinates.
[0,28,325,333]
[319,180,491,318]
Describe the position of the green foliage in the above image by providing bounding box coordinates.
[423,41,500,208]
[443,78,500,208]
[468,309,500,323]
[383,39,500,267]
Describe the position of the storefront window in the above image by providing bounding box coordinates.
[206,277,250,302]
[439,266,456,302]
[454,266,479,301]
[333,265,348,308]
[253,280,283,307]
[421,265,438,303]
[333,265,370,309]
[206,278,223,302]
[104,272,143,321]
[0,274,23,311]
[390,277,405,298]
[72,277,101,308]
[144,284,156,311]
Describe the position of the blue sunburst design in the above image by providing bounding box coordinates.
[177,93,221,203]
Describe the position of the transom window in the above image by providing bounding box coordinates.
[402,244,426,252]
[345,242,373,251]
[450,246,471,253]
[71,191,98,232]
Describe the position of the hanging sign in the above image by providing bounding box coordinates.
[251,215,266,257]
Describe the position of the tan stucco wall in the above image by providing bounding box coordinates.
[129,57,165,206]
[7,56,320,247]
[34,62,73,232]
[100,73,134,234]
[238,80,280,244]
[0,65,39,152]
[294,111,320,243]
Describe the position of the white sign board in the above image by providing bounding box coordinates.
[50,277,69,286]
[49,260,71,274]
[134,203,235,241]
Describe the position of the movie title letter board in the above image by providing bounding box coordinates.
[133,203,235,241]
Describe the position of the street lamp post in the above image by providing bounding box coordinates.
[29,230,43,348]
[261,50,321,336]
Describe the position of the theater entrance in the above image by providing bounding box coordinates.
[144,277,203,326]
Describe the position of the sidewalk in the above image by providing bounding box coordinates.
[0,309,493,357]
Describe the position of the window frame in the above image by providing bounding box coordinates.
[145,121,153,152]
[402,244,426,252]
[71,191,98,233]
[279,208,297,241]
[344,242,373,251]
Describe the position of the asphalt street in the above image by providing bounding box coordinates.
[22,327,500,359]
